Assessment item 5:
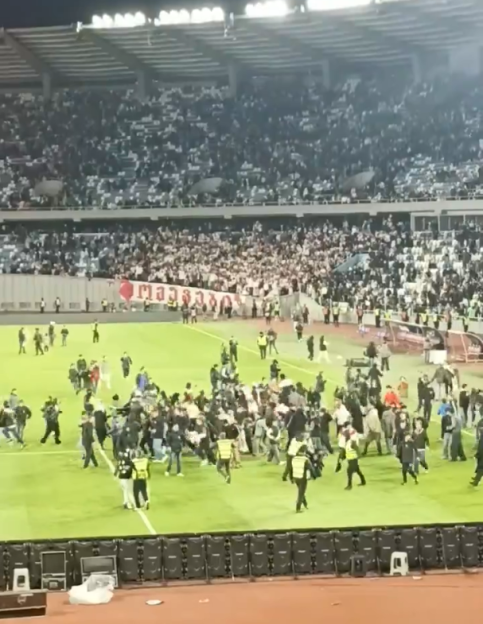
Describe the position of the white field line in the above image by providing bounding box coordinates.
[97,446,156,535]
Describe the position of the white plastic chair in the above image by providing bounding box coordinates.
[12,568,30,591]
[390,551,409,576]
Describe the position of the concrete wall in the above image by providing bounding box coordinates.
[0,275,122,312]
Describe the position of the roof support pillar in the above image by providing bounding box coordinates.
[42,72,52,101]
[411,54,422,84]
[322,59,331,89]
[136,70,150,101]
[228,63,237,98]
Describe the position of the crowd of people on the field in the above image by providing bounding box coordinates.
[1,217,483,316]
[1,74,483,209]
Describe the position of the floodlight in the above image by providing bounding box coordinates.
[212,7,225,21]
[159,10,170,24]
[169,9,182,23]
[179,9,191,22]
[91,15,103,28]
[102,14,114,27]
[134,11,146,25]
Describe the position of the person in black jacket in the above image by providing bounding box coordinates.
[400,433,418,485]
[412,418,429,474]
[470,435,483,486]
[421,379,435,423]
[81,413,98,468]
[165,424,184,476]
[93,403,108,449]
[459,384,470,427]
[306,336,314,361]
[365,342,377,363]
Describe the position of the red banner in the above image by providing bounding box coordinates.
[119,279,244,309]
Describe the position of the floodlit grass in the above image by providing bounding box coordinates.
[0,319,482,541]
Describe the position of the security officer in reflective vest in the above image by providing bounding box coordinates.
[290,447,314,513]
[282,434,305,481]
[257,332,268,360]
[132,451,150,509]
[345,439,366,491]
[216,432,232,484]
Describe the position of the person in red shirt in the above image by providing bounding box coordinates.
[90,362,100,394]
[383,385,401,409]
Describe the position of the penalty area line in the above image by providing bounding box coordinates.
[97,446,157,536]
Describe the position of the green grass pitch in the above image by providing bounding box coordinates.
[0,319,482,542]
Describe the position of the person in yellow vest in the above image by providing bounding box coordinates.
[421,310,429,327]
[282,433,305,481]
[432,312,440,330]
[383,309,391,328]
[257,332,268,360]
[345,438,366,491]
[101,298,108,313]
[290,447,315,513]
[216,432,232,484]
[374,307,381,329]
[132,451,150,509]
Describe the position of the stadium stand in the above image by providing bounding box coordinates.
[1,75,483,209]
[0,0,482,209]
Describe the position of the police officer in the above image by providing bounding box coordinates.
[470,434,483,487]
[34,328,44,356]
[132,451,150,509]
[345,438,366,490]
[216,432,232,484]
[81,413,98,468]
[114,449,134,509]
[257,332,268,360]
[290,447,314,512]
[40,399,61,445]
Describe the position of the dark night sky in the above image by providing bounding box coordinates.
[1,0,244,28]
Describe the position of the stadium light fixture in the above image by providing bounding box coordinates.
[307,0,372,10]
[245,1,289,17]
[157,6,224,24]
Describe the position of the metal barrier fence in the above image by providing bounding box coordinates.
[1,524,482,589]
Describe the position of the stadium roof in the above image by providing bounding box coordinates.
[0,0,482,89]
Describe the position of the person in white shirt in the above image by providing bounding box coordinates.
[333,400,351,434]
[100,356,111,390]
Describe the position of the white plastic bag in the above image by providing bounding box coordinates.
[68,574,115,605]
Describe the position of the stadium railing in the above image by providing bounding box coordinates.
[1,524,481,589]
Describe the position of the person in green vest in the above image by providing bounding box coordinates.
[290,447,315,513]
[132,451,150,510]
[374,307,381,329]
[216,432,232,484]
[345,438,366,491]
